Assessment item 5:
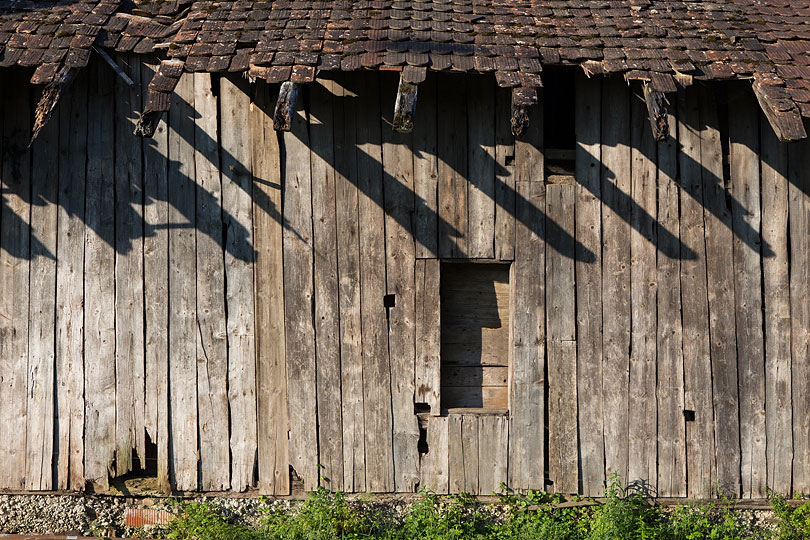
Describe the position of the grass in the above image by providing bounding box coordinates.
[159,480,810,540]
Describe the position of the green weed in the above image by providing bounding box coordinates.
[161,478,808,540]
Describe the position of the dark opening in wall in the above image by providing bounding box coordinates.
[543,68,577,179]
[440,263,510,411]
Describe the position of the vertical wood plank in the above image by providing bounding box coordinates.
[114,54,145,476]
[600,77,631,484]
[728,88,765,499]
[547,340,577,494]
[700,85,741,497]
[509,103,545,491]
[478,415,508,495]
[252,80,290,495]
[381,73,420,492]
[789,137,810,495]
[415,259,441,415]
[546,182,577,494]
[761,120,792,495]
[282,85,318,492]
[656,109,686,497]
[574,73,605,496]
[437,74,467,258]
[333,75,366,492]
[55,71,88,490]
[421,416,449,493]
[678,86,715,498]
[26,86,59,491]
[357,72,394,492]
[413,74,438,258]
[494,87,516,261]
[628,91,657,487]
[467,75,496,259]
[546,184,576,343]
[461,415,479,493]
[194,72,230,491]
[0,71,31,490]
[83,62,116,489]
[142,60,171,492]
[167,72,199,491]
[220,76,259,491]
[447,415,464,493]
[310,78,344,491]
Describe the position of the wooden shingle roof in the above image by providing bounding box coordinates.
[4,0,810,138]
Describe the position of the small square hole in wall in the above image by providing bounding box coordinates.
[440,262,510,412]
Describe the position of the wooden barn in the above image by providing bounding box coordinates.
[1,0,810,501]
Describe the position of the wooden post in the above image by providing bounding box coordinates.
[643,82,669,141]
[274,81,300,131]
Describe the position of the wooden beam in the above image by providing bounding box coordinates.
[643,82,669,141]
[392,66,427,133]
[30,65,75,146]
[134,59,184,137]
[510,86,538,138]
[752,79,807,142]
[94,47,134,87]
[273,81,300,131]
[393,80,418,134]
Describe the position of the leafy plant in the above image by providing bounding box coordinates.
[771,493,810,540]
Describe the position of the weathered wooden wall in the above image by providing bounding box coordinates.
[0,58,808,498]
